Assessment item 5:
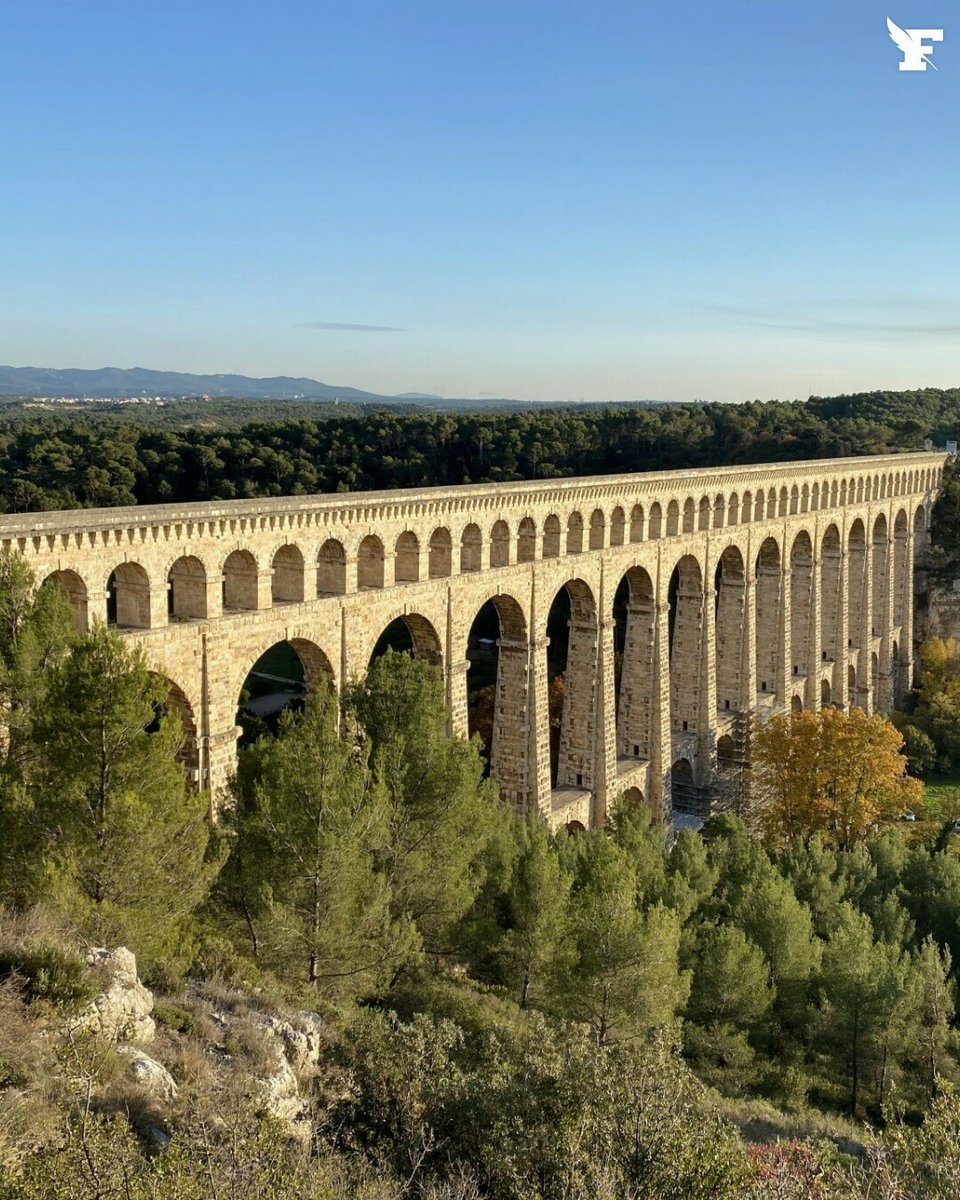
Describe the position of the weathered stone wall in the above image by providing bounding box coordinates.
[0,451,944,830]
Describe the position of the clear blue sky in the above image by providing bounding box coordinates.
[3,1,958,401]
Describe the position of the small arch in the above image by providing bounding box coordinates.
[168,555,207,620]
[618,786,645,811]
[778,486,788,517]
[107,561,151,628]
[682,497,696,534]
[490,520,511,568]
[713,494,725,529]
[565,820,586,835]
[543,515,562,558]
[728,493,740,526]
[395,531,420,583]
[517,517,537,562]
[648,502,662,540]
[223,549,259,610]
[41,569,88,633]
[566,512,584,555]
[317,539,346,595]
[755,491,765,521]
[821,678,831,707]
[461,523,482,572]
[589,508,606,551]
[848,663,858,709]
[698,495,711,531]
[272,544,305,604]
[790,485,799,515]
[610,507,626,547]
[810,482,819,512]
[716,735,736,770]
[428,528,453,578]
[358,535,385,589]
[666,500,680,536]
[791,695,803,713]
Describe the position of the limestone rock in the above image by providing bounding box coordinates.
[120,1047,178,1103]
[77,947,156,1044]
[261,1012,329,1078]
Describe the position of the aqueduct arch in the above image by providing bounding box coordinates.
[4,450,944,828]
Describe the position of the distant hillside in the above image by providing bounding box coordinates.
[0,365,413,402]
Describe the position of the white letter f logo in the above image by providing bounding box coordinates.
[887,17,944,70]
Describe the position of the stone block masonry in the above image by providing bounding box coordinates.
[0,451,944,830]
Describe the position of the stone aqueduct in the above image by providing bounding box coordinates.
[0,451,945,829]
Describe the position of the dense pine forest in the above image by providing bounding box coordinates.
[0,386,956,511]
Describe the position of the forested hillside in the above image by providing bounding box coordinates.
[0,386,955,511]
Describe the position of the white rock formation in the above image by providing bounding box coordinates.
[77,947,156,1044]
[119,1047,178,1103]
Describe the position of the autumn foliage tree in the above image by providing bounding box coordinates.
[751,707,922,849]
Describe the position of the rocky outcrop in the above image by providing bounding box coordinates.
[119,1047,178,1103]
[76,947,156,1044]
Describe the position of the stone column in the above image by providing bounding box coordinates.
[382,551,397,589]
[343,554,359,595]
[878,512,895,713]
[859,526,874,714]
[530,634,553,819]
[649,598,672,819]
[557,616,599,791]
[835,548,849,708]
[807,552,823,710]
[698,543,718,775]
[489,638,532,813]
[593,616,619,826]
[618,597,656,759]
[903,531,916,695]
[740,577,757,714]
[447,658,469,740]
[778,535,791,710]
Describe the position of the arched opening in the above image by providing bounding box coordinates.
[149,676,201,785]
[589,508,605,551]
[801,484,809,513]
[236,638,334,745]
[610,507,625,547]
[428,528,453,579]
[358,535,385,589]
[545,580,598,791]
[317,539,346,596]
[713,494,725,529]
[630,504,644,543]
[107,561,151,629]
[914,506,929,563]
[566,512,584,555]
[168,556,207,620]
[715,546,746,714]
[848,663,859,711]
[791,695,803,713]
[461,524,482,573]
[755,491,765,521]
[271,544,305,604]
[371,613,443,669]
[670,757,695,813]
[847,519,866,655]
[790,531,814,685]
[614,566,656,764]
[742,492,752,523]
[395,531,420,583]
[648,503,662,540]
[223,549,259,610]
[729,494,740,526]
[490,520,511,568]
[466,594,528,809]
[821,678,831,707]
[565,820,586,835]
[871,650,880,712]
[618,786,644,811]
[698,496,710,531]
[669,555,704,741]
[682,498,695,534]
[717,735,736,770]
[790,485,799,515]
[666,500,680,537]
[891,641,901,707]
[543,515,561,559]
[820,525,841,668]
[517,518,536,563]
[871,514,888,639]
[755,538,782,702]
[893,510,909,629]
[41,569,88,633]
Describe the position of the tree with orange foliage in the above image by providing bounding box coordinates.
[751,707,922,849]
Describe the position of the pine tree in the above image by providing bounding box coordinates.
[348,649,500,956]
[29,626,216,969]
[226,687,412,999]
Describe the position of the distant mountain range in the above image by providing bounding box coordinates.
[0,365,445,403]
